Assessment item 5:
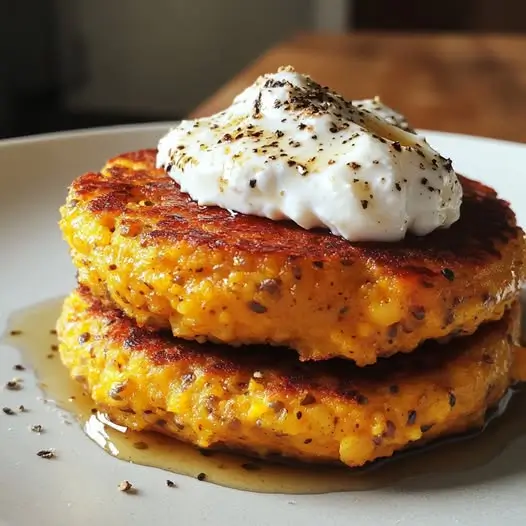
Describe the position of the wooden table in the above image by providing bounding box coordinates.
[191,33,526,143]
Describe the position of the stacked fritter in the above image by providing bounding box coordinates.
[57,150,526,467]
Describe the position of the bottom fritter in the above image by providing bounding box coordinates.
[57,288,523,468]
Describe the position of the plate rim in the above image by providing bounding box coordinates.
[0,122,525,526]
[1,123,525,150]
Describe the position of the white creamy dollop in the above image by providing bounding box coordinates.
[157,67,462,242]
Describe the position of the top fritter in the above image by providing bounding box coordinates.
[59,149,525,365]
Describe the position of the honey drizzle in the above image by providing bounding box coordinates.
[2,297,526,494]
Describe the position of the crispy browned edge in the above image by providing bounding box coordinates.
[69,149,523,278]
[76,284,518,403]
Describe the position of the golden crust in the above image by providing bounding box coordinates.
[59,149,526,364]
[56,287,523,467]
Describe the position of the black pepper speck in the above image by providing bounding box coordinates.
[441,268,455,281]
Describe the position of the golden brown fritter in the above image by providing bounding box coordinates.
[59,149,525,365]
[57,287,524,468]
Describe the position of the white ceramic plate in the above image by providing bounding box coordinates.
[0,125,525,526]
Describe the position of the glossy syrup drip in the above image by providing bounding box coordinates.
[3,298,526,494]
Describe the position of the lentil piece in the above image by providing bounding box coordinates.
[384,420,396,438]
[258,278,281,295]
[407,410,417,425]
[166,479,177,488]
[292,266,302,280]
[420,424,434,433]
[410,306,426,321]
[9,330,22,336]
[197,472,207,481]
[387,324,399,339]
[13,364,25,371]
[31,424,43,433]
[78,332,91,344]
[247,300,267,314]
[181,372,196,388]
[300,393,316,406]
[2,407,15,415]
[109,382,127,401]
[444,310,455,326]
[392,141,402,152]
[448,392,457,408]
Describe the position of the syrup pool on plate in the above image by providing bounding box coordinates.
[3,297,526,495]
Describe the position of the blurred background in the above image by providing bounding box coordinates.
[1,0,524,139]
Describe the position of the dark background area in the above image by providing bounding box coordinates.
[1,0,524,139]
[354,1,526,32]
